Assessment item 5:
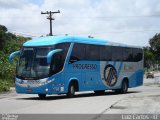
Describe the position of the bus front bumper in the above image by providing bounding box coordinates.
[15,78,66,94]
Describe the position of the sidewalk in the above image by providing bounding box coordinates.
[0,87,17,99]
[105,75,160,114]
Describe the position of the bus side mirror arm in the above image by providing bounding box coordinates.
[47,49,62,64]
[9,51,20,64]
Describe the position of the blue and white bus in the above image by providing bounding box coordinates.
[9,36,144,98]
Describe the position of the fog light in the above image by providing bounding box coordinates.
[45,88,48,92]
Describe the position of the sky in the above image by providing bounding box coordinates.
[0,0,160,46]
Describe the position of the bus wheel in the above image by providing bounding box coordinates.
[94,90,105,94]
[38,94,46,99]
[115,80,128,94]
[67,83,75,98]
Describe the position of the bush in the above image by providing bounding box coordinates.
[0,25,30,93]
[0,80,11,92]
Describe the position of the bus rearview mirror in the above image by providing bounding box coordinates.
[47,49,62,64]
[9,50,20,64]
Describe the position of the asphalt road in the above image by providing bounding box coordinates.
[0,74,160,115]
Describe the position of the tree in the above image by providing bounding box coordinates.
[149,33,160,60]
[0,24,30,79]
[0,25,7,32]
[0,24,31,92]
[143,47,154,69]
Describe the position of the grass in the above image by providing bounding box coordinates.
[0,79,14,93]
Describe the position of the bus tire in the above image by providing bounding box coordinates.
[67,83,75,98]
[115,79,128,94]
[94,90,105,94]
[38,94,46,99]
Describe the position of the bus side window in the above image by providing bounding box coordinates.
[49,42,70,75]
[50,53,63,75]
[112,46,123,61]
[132,48,143,62]
[123,48,133,62]
[85,44,100,61]
[69,43,85,62]
[100,46,112,61]
[137,49,143,61]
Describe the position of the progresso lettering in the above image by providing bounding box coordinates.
[73,64,97,70]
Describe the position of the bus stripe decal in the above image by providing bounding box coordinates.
[106,68,112,85]
[117,62,123,77]
[108,68,113,86]
[109,69,114,86]
[113,61,116,67]
[107,68,111,85]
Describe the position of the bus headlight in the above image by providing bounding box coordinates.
[40,79,54,86]
[15,78,55,88]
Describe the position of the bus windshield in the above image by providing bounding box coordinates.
[16,47,51,79]
[16,43,70,80]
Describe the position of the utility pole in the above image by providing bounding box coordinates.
[41,10,60,36]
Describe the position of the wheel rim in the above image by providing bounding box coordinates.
[70,85,75,95]
[123,81,127,92]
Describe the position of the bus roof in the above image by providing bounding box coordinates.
[23,36,140,48]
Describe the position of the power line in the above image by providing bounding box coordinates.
[41,10,60,36]
[8,29,44,35]
[61,29,160,36]
[1,14,160,19]
[8,29,42,37]
[13,32,38,37]
[93,29,160,34]
[7,28,160,38]
[87,15,160,18]
[8,30,39,37]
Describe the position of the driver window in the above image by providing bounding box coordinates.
[49,42,70,76]
[70,43,85,62]
[50,52,63,75]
